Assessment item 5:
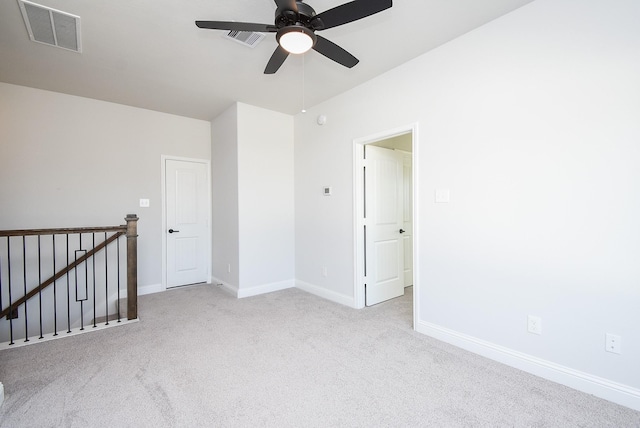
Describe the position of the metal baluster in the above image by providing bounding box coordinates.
[53,234,58,336]
[38,235,43,339]
[66,233,71,334]
[104,232,109,326]
[92,233,97,328]
[7,238,14,345]
[23,236,29,342]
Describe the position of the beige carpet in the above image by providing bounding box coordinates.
[0,284,638,427]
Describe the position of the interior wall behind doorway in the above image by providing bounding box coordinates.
[369,133,413,153]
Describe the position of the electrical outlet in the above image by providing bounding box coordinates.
[227,264,231,273]
[527,315,542,335]
[605,333,622,354]
[322,266,328,277]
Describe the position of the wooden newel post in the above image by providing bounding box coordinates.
[125,214,139,320]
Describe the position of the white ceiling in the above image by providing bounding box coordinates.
[0,0,535,121]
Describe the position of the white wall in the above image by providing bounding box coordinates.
[294,0,640,409]
[211,103,295,296]
[0,82,211,289]
[237,103,295,294]
[211,104,240,288]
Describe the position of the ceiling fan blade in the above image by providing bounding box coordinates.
[313,35,359,68]
[264,46,290,74]
[312,0,392,30]
[195,21,276,33]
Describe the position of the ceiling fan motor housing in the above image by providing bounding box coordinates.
[275,2,321,30]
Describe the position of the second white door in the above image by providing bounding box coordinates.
[364,146,405,306]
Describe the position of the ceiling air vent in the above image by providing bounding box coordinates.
[224,30,265,48]
[18,0,82,53]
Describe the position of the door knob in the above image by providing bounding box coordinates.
[168,229,180,234]
[399,229,405,234]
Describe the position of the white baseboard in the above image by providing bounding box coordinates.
[417,320,640,412]
[210,277,239,297]
[237,279,294,298]
[116,283,164,299]
[138,283,164,296]
[209,278,294,298]
[295,280,355,307]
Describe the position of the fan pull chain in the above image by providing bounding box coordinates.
[301,53,306,113]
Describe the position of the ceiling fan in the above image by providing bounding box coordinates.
[196,0,392,74]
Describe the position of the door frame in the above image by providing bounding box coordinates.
[161,155,212,291]
[353,123,419,327]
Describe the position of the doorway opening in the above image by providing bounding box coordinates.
[353,124,417,328]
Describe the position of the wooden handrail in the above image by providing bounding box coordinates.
[0,231,124,320]
[0,226,126,237]
[0,214,139,323]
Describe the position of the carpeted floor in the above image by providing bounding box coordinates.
[0,284,639,427]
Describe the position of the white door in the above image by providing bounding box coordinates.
[364,146,405,306]
[402,152,413,287]
[165,159,209,288]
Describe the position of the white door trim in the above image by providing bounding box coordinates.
[353,123,419,328]
[161,155,212,291]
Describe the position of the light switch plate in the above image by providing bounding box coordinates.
[435,189,450,203]
[139,199,150,208]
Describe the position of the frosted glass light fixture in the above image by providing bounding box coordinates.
[277,26,316,54]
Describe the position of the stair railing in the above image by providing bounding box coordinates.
[0,215,138,346]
